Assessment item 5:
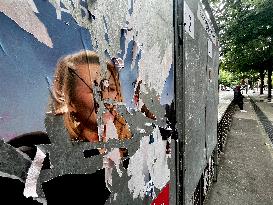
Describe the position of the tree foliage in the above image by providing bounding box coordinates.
[210,0,273,76]
[219,69,239,86]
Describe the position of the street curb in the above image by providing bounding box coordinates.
[248,96,273,153]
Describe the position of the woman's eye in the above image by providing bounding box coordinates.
[109,87,116,92]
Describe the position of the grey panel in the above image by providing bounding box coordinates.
[206,42,219,159]
[183,0,219,204]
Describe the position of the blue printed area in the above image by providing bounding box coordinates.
[160,64,174,105]
[120,40,139,108]
[0,1,173,140]
[0,1,92,140]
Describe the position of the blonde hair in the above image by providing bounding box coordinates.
[52,50,131,141]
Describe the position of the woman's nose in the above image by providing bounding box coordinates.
[102,90,109,99]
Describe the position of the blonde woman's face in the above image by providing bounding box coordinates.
[72,63,99,131]
[71,63,119,131]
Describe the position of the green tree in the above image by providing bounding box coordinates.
[210,0,273,97]
[219,69,233,86]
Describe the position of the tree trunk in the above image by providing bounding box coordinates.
[268,66,272,100]
[260,69,265,95]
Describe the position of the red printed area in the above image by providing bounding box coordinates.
[151,184,169,205]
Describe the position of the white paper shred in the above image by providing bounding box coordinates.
[0,1,53,48]
[24,147,46,198]
[103,120,122,190]
[128,126,170,199]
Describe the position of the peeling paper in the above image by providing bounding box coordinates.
[103,148,122,190]
[0,139,31,182]
[112,58,124,70]
[131,41,141,69]
[0,0,174,203]
[27,0,39,13]
[125,0,173,61]
[0,1,53,48]
[24,147,46,198]
[124,0,173,96]
[139,44,173,96]
[128,126,170,199]
[103,120,121,189]
[127,137,147,199]
[49,0,173,95]
[49,0,128,72]
[147,127,170,190]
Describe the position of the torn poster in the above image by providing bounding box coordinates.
[0,0,175,204]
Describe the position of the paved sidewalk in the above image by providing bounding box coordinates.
[204,97,273,205]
